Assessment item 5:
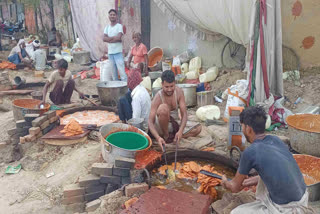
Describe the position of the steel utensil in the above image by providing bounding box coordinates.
[200,170,231,181]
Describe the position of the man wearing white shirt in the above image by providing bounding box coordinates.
[103,9,127,81]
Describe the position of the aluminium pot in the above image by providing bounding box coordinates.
[177,84,197,107]
[96,81,127,107]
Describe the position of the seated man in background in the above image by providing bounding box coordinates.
[32,40,47,71]
[41,59,83,105]
[148,70,201,151]
[48,27,62,47]
[117,69,151,128]
[221,106,313,214]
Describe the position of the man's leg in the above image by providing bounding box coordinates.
[62,79,75,104]
[108,54,119,81]
[156,104,170,140]
[113,53,127,81]
[49,79,64,104]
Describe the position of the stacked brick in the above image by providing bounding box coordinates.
[8,110,59,144]
[0,71,12,91]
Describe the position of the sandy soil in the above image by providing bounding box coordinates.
[1,64,320,213]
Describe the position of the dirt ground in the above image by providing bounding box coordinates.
[1,63,320,213]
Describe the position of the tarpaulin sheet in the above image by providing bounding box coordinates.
[69,0,114,61]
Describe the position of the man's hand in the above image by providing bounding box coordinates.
[174,131,183,144]
[157,137,166,152]
[221,174,228,189]
[242,176,259,187]
[39,100,45,108]
[78,92,85,99]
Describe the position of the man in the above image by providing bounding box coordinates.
[103,9,127,81]
[148,70,201,151]
[32,40,47,71]
[48,27,62,47]
[221,106,313,214]
[117,68,151,127]
[41,59,83,105]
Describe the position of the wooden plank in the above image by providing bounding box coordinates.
[43,136,88,146]
[41,125,91,140]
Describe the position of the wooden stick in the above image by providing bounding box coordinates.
[0,90,35,96]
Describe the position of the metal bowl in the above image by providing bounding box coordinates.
[96,81,127,106]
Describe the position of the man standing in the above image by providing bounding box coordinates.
[41,59,84,105]
[103,9,127,81]
[148,70,201,151]
[221,106,313,214]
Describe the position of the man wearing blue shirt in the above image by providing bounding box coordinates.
[103,9,127,81]
[221,106,313,213]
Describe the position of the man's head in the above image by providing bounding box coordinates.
[33,40,40,50]
[127,70,142,90]
[57,59,68,77]
[240,106,267,143]
[108,9,117,23]
[132,32,141,44]
[161,70,175,96]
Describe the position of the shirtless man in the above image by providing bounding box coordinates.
[148,70,201,151]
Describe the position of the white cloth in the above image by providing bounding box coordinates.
[131,85,151,126]
[33,49,47,71]
[231,178,313,214]
[104,23,123,55]
[9,39,24,57]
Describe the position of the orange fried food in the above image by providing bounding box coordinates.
[156,186,167,189]
[202,147,215,152]
[0,61,16,69]
[124,197,139,209]
[158,162,182,175]
[60,119,84,136]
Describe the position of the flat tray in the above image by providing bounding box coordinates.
[41,125,91,140]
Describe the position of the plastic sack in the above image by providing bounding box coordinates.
[181,63,189,74]
[152,77,162,88]
[196,105,221,121]
[54,54,63,60]
[100,60,113,82]
[189,57,201,72]
[199,67,219,83]
[186,71,199,80]
[141,76,152,92]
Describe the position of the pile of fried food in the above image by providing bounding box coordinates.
[60,119,84,136]
[0,61,16,69]
[157,161,221,199]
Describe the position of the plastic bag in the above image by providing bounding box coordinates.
[199,67,219,83]
[196,105,220,121]
[189,57,201,72]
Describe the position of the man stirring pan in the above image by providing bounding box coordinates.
[221,106,314,214]
[148,70,201,151]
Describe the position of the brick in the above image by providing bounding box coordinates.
[44,110,56,119]
[36,131,43,138]
[24,114,40,122]
[42,123,56,135]
[79,174,100,187]
[121,176,131,185]
[11,130,29,138]
[100,176,121,185]
[115,157,135,169]
[29,127,41,135]
[113,167,130,177]
[65,202,85,213]
[19,137,26,144]
[32,116,47,127]
[85,184,106,194]
[84,190,105,202]
[125,183,149,197]
[62,195,84,205]
[0,142,7,149]
[91,163,113,176]
[24,134,36,142]
[85,199,101,212]
[8,128,28,136]
[16,120,28,128]
[49,116,59,123]
[40,120,50,130]
[7,128,18,136]
[105,184,120,194]
[63,184,85,198]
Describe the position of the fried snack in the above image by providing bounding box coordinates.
[60,119,84,136]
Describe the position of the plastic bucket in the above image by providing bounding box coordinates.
[106,131,148,151]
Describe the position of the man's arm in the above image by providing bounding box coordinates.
[174,88,187,143]
[41,81,51,105]
[74,87,84,98]
[144,54,149,75]
[221,171,247,193]
[131,96,141,119]
[103,32,122,43]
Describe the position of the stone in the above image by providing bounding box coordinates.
[115,157,135,169]
[79,174,100,187]
[125,183,149,197]
[113,167,130,177]
[36,131,43,138]
[44,110,56,119]
[85,199,101,212]
[105,184,120,194]
[24,114,40,122]
[32,116,47,127]
[121,187,211,214]
[16,120,28,128]
[40,120,50,130]
[63,184,85,198]
[62,195,84,205]
[29,127,41,136]
[19,137,26,144]
[121,176,131,185]
[49,116,59,123]
[100,176,121,185]
[84,190,105,202]
[91,163,113,176]
[85,184,106,194]
[65,202,85,213]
